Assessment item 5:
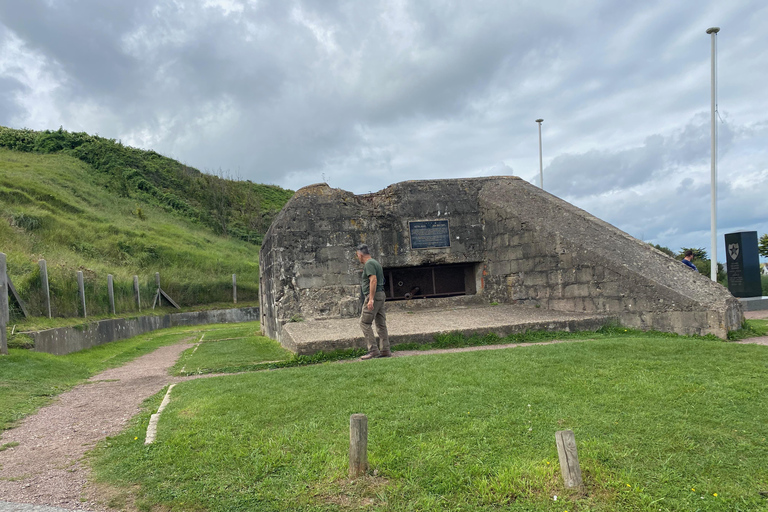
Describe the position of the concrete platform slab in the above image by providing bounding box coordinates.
[280,304,613,355]
[739,296,768,312]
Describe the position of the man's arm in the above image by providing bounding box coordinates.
[367,274,377,310]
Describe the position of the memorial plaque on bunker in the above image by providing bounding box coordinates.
[409,220,450,249]
[725,231,762,298]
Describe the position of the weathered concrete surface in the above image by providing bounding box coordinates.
[31,307,260,355]
[260,177,742,344]
[281,304,612,355]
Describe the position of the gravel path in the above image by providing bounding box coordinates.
[2,310,768,511]
[0,339,198,511]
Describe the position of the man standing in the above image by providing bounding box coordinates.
[682,250,698,271]
[356,244,390,359]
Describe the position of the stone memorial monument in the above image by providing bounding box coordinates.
[725,231,762,298]
[259,177,742,345]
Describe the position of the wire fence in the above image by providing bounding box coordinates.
[3,256,256,322]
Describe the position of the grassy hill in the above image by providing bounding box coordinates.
[0,127,294,321]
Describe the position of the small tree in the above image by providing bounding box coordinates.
[678,247,708,261]
[650,243,675,257]
[759,233,768,258]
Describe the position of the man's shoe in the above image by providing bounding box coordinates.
[379,351,392,358]
[361,352,379,360]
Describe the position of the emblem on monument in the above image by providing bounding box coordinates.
[728,243,740,260]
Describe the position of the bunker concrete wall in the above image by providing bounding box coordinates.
[259,177,742,341]
[31,307,260,355]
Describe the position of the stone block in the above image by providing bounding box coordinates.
[535,256,560,272]
[600,281,622,297]
[564,283,590,298]
[296,276,327,289]
[576,266,594,282]
[506,246,524,260]
[549,269,577,286]
[523,272,548,286]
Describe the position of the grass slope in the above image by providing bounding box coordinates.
[90,333,768,512]
[0,126,294,243]
[0,148,274,320]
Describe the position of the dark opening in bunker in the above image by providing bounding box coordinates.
[383,263,478,301]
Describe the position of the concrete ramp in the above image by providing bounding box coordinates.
[281,304,611,355]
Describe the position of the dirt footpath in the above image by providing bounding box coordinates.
[0,340,197,511]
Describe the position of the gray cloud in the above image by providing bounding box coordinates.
[0,0,766,261]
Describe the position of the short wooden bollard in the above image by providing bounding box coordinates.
[349,414,368,477]
[555,430,583,488]
[39,259,51,318]
[0,253,8,355]
[77,270,87,318]
[232,274,237,304]
[133,275,141,311]
[107,274,115,315]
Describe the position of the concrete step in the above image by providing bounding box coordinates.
[280,304,612,355]
[739,296,768,312]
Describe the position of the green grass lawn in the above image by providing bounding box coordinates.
[90,331,768,512]
[173,324,293,375]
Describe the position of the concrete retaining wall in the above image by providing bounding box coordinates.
[31,307,260,355]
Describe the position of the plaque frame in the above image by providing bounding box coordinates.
[409,220,451,250]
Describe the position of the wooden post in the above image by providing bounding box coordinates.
[155,272,161,308]
[349,414,368,477]
[1,253,8,355]
[555,430,583,488]
[39,259,51,318]
[0,253,8,326]
[107,274,115,315]
[77,270,87,318]
[232,274,237,304]
[133,275,141,312]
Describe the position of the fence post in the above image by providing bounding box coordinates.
[134,275,141,312]
[107,274,115,315]
[555,430,583,488]
[155,272,161,308]
[233,274,237,304]
[1,253,8,355]
[77,270,87,318]
[39,259,51,318]
[349,414,368,477]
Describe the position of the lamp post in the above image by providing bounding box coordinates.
[536,119,544,189]
[706,27,719,282]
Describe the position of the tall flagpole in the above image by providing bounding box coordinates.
[536,119,544,189]
[706,26,719,282]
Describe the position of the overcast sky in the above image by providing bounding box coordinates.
[1,0,766,263]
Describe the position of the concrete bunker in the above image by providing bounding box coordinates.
[259,176,742,347]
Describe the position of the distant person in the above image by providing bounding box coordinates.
[682,250,697,271]
[355,244,390,359]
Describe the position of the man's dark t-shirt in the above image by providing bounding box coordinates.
[683,259,697,271]
[362,258,385,295]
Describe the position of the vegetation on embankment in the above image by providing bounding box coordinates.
[0,127,294,320]
[0,126,293,243]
